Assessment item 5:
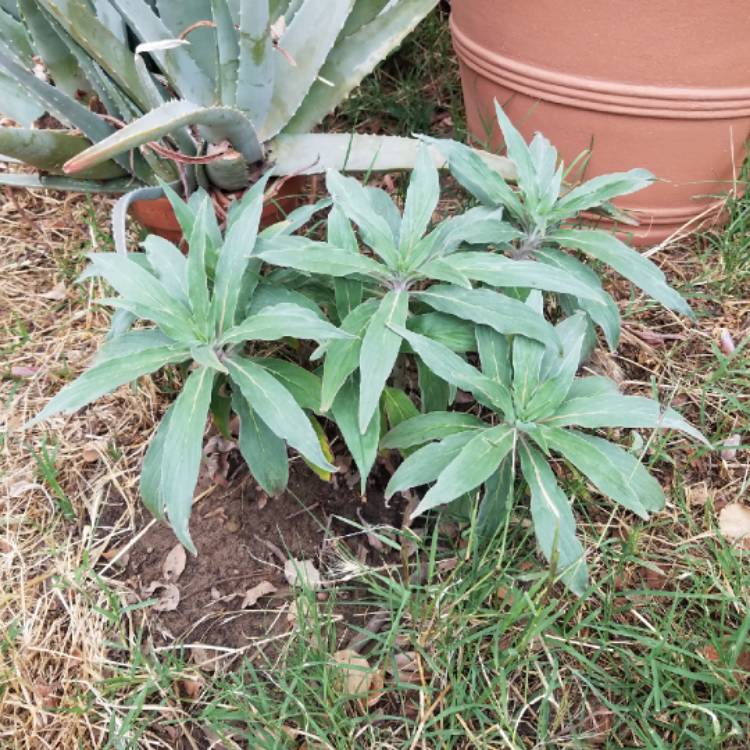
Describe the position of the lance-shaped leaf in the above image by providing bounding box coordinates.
[221,303,352,345]
[477,457,514,540]
[441,252,611,306]
[248,356,322,412]
[414,285,560,351]
[476,325,511,388]
[187,198,212,335]
[494,102,538,209]
[549,228,693,318]
[408,313,475,353]
[161,366,215,553]
[85,252,198,342]
[414,423,515,515]
[382,387,419,431]
[260,0,355,139]
[93,329,174,365]
[400,144,439,257]
[142,236,188,305]
[518,441,588,596]
[358,290,408,432]
[542,394,707,444]
[321,298,379,411]
[232,389,289,496]
[30,345,190,425]
[385,431,476,499]
[331,379,380,493]
[381,411,486,450]
[226,355,336,472]
[212,0,240,105]
[327,170,399,267]
[393,325,515,419]
[540,426,664,517]
[63,101,264,175]
[140,402,175,520]
[552,169,654,220]
[286,0,439,134]
[254,235,386,278]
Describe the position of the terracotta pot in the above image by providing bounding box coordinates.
[129,176,307,245]
[450,0,750,244]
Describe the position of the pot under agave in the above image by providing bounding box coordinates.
[0,0,453,250]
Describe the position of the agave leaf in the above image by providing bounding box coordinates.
[267,133,514,177]
[18,0,88,97]
[0,128,125,179]
[0,5,33,62]
[0,72,44,126]
[236,0,274,126]
[0,171,133,192]
[285,0,438,134]
[63,101,263,175]
[92,0,127,42]
[156,0,216,79]
[212,0,239,106]
[35,0,150,109]
[259,0,355,139]
[341,0,389,36]
[108,0,213,105]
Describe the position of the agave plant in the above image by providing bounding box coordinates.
[425,102,693,350]
[30,177,352,552]
[0,0,466,251]
[381,295,707,594]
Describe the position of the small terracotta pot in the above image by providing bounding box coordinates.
[130,176,307,245]
[450,0,750,245]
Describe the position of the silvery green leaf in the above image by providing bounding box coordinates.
[416,357,450,413]
[226,355,335,471]
[326,170,399,267]
[236,0,274,124]
[255,235,386,278]
[221,303,352,345]
[400,144,439,258]
[394,325,514,419]
[528,132,561,213]
[475,325,511,387]
[247,356,322,412]
[540,426,663,516]
[331,378,379,493]
[565,376,620,400]
[442,252,611,305]
[385,431,476,499]
[409,312,476,353]
[382,387,420,431]
[552,169,654,221]
[31,345,190,425]
[414,423,515,515]
[329,204,364,319]
[358,289,409,432]
[93,329,174,365]
[85,253,198,342]
[232,388,289,496]
[140,401,175,520]
[156,0,216,78]
[321,298,379,411]
[414,285,560,351]
[212,174,270,334]
[494,102,538,210]
[544,393,708,444]
[186,198,212,337]
[190,345,227,373]
[549,228,693,318]
[142,236,189,306]
[0,71,44,126]
[366,186,402,245]
[212,0,240,105]
[161,366,216,553]
[476,457,514,540]
[534,246,621,349]
[381,411,486,450]
[419,257,473,288]
[248,285,323,318]
[259,197,331,238]
[518,441,588,596]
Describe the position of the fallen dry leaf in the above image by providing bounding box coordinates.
[241,580,277,608]
[719,328,736,355]
[191,646,218,673]
[10,366,37,378]
[41,282,67,301]
[143,581,180,612]
[721,434,742,461]
[333,650,378,699]
[81,443,101,463]
[284,558,322,590]
[162,544,187,582]
[178,677,204,700]
[718,503,750,550]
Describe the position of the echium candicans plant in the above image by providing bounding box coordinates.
[425,102,694,350]
[30,176,349,552]
[252,146,618,485]
[380,294,707,595]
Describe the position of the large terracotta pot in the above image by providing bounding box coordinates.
[450,0,750,244]
[130,176,307,245]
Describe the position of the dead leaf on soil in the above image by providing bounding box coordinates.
[284,558,322,590]
[82,442,102,463]
[162,544,187,582]
[143,581,180,611]
[241,580,277,608]
[40,282,67,301]
[191,646,219,673]
[332,650,383,704]
[721,434,742,462]
[718,503,750,550]
[178,677,204,700]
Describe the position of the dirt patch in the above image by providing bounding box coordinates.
[124,460,402,651]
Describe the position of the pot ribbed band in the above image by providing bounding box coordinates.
[451,18,750,120]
